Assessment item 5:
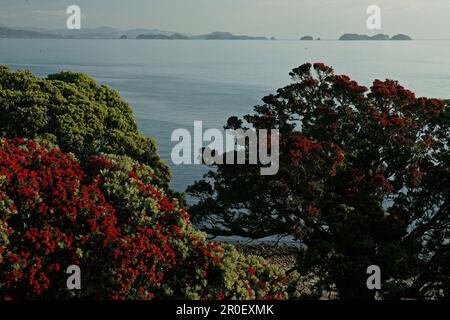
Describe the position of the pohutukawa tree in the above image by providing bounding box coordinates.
[187,63,450,299]
[0,66,171,187]
[0,138,289,300]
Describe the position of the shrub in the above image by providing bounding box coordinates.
[87,153,289,299]
[0,138,119,298]
[0,138,288,300]
[187,63,450,299]
[0,66,170,186]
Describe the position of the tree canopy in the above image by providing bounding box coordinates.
[0,66,170,186]
[188,63,450,299]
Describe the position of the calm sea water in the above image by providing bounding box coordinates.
[1,39,450,193]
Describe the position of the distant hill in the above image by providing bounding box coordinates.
[0,26,62,39]
[193,32,267,40]
[20,26,123,39]
[4,26,189,39]
[0,26,415,42]
[125,28,190,39]
[339,33,412,41]
[371,33,390,40]
[137,33,189,40]
[50,27,187,39]
[0,26,267,40]
[339,34,370,41]
[138,31,267,40]
[391,34,412,41]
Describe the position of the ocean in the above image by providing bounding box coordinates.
[1,39,450,193]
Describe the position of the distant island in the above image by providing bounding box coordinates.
[391,34,413,41]
[137,31,267,40]
[0,26,267,40]
[0,25,413,41]
[137,33,189,40]
[192,32,267,40]
[339,33,412,41]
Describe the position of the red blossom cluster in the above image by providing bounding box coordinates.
[371,79,416,101]
[0,138,118,298]
[417,97,445,114]
[333,74,368,95]
[372,113,409,127]
[0,138,288,300]
[288,134,322,165]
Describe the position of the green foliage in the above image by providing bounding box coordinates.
[88,153,289,300]
[218,245,289,300]
[0,65,170,186]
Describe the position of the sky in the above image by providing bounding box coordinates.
[1,0,450,39]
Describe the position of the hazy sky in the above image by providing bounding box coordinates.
[1,0,450,39]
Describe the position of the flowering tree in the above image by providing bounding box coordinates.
[0,138,119,298]
[0,138,288,299]
[0,66,170,186]
[187,63,450,299]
